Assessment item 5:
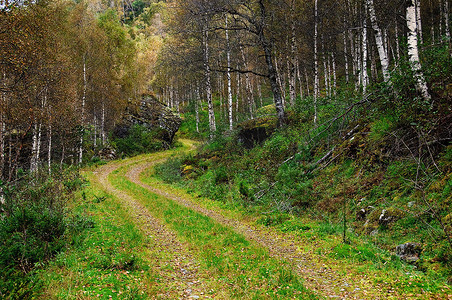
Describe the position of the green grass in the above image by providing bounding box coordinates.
[39,173,160,299]
[110,163,317,299]
[141,143,452,297]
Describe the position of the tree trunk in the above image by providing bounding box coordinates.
[288,11,297,106]
[362,14,369,93]
[296,60,304,99]
[226,15,233,130]
[47,108,52,175]
[203,19,216,137]
[415,0,423,44]
[344,25,350,83]
[79,56,87,164]
[367,0,390,82]
[314,0,319,123]
[101,103,106,145]
[240,46,254,119]
[304,67,311,96]
[444,0,451,45]
[407,0,431,101]
[332,52,337,96]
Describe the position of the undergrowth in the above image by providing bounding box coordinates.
[154,44,452,289]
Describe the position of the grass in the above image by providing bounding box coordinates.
[39,177,156,299]
[37,138,451,298]
[109,162,317,299]
[141,141,452,297]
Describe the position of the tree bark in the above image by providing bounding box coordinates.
[367,0,390,82]
[226,15,233,130]
[203,18,216,137]
[407,0,431,101]
[79,56,87,164]
[314,0,319,123]
[362,13,369,92]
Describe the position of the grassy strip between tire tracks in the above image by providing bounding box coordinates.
[110,162,318,299]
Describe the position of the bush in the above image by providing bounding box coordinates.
[154,157,184,183]
[112,124,166,157]
[0,167,86,298]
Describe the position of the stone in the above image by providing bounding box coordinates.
[113,94,181,147]
[237,116,277,149]
[98,145,117,160]
[378,209,392,225]
[396,242,422,263]
[356,208,367,221]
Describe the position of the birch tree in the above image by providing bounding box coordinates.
[406,0,431,101]
[366,0,390,82]
[225,14,233,130]
[203,17,216,136]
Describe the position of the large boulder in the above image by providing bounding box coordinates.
[237,116,277,149]
[396,242,422,263]
[113,94,181,146]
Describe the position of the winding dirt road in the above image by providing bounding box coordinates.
[91,140,447,299]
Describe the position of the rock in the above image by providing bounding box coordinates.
[408,201,415,208]
[356,208,367,221]
[113,94,181,146]
[396,242,422,263]
[378,209,392,225]
[98,145,117,160]
[237,116,277,149]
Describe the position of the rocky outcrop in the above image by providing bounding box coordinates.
[396,242,422,263]
[113,94,181,146]
[237,116,277,149]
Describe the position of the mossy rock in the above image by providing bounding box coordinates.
[237,116,277,149]
[114,94,181,145]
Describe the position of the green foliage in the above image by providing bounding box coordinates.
[0,168,87,298]
[112,125,166,157]
[154,157,184,183]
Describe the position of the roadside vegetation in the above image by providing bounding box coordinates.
[154,43,452,292]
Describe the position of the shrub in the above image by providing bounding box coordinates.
[0,167,86,298]
[112,124,166,157]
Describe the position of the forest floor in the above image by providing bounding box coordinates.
[41,139,451,299]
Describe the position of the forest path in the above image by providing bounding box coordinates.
[93,139,415,299]
[93,150,215,299]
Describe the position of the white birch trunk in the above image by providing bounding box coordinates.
[289,14,297,106]
[314,0,319,123]
[226,17,233,130]
[0,72,5,179]
[407,0,431,101]
[47,108,52,174]
[362,15,369,93]
[30,121,38,172]
[444,0,450,43]
[203,20,216,137]
[395,19,401,60]
[257,83,263,108]
[304,67,311,96]
[236,67,240,121]
[296,60,304,99]
[79,57,87,164]
[274,58,285,108]
[93,115,97,148]
[332,52,337,96]
[367,0,390,82]
[240,47,254,118]
[344,26,350,83]
[101,103,106,145]
[415,0,423,44]
[195,85,200,133]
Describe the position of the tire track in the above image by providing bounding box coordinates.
[125,159,395,300]
[94,158,215,299]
